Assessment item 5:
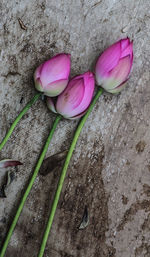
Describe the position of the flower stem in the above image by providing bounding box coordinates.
[0,115,62,257]
[0,92,42,151]
[38,87,103,257]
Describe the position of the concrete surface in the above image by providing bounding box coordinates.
[0,0,150,256]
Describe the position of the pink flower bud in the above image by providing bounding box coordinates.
[34,53,71,97]
[95,38,133,94]
[47,71,95,119]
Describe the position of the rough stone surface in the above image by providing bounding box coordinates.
[0,0,150,256]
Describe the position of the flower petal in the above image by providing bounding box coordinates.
[68,110,87,120]
[108,81,127,94]
[101,56,131,92]
[56,78,85,118]
[46,97,57,113]
[0,159,23,169]
[70,71,94,117]
[40,54,71,88]
[109,55,131,82]
[34,78,44,92]
[44,79,69,97]
[56,72,95,118]
[34,63,44,91]
[95,40,121,85]
[120,38,130,51]
[34,63,44,80]
[121,41,133,59]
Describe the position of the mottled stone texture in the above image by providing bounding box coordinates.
[0,0,150,256]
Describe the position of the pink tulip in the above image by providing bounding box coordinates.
[95,38,133,94]
[47,71,95,119]
[34,53,71,97]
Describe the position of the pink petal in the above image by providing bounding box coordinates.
[56,72,95,118]
[56,78,85,118]
[109,55,131,83]
[46,97,57,113]
[40,54,71,88]
[44,79,69,97]
[34,63,44,80]
[34,63,44,91]
[120,38,130,51]
[34,78,44,92]
[68,110,87,120]
[0,159,23,168]
[70,71,94,117]
[101,56,131,92]
[121,41,133,59]
[95,40,121,83]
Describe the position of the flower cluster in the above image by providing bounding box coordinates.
[34,38,133,118]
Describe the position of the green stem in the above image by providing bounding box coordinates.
[38,87,103,257]
[0,92,42,151]
[0,115,62,257]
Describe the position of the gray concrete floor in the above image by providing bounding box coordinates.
[0,0,150,256]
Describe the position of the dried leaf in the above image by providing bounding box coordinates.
[18,18,27,30]
[79,206,89,230]
[0,159,23,169]
[39,150,68,176]
[0,171,15,198]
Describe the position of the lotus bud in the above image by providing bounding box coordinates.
[95,38,133,94]
[34,53,71,97]
[47,71,95,119]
